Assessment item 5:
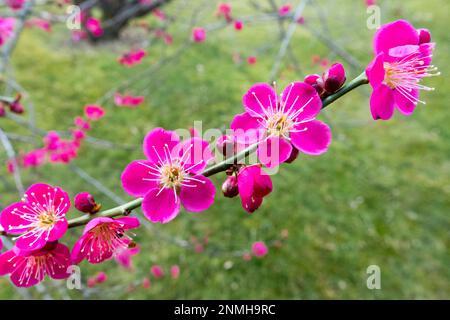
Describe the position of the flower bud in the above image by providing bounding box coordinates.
[323,63,346,93]
[95,272,107,283]
[304,74,324,95]
[417,28,431,44]
[9,100,24,114]
[74,192,101,214]
[221,175,239,198]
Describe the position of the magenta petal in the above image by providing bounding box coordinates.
[180,175,215,212]
[240,195,263,213]
[366,53,385,88]
[47,219,68,242]
[0,202,32,234]
[280,82,322,121]
[24,183,70,216]
[0,250,20,275]
[257,136,292,168]
[176,138,214,174]
[369,84,395,120]
[291,120,331,155]
[114,216,141,229]
[394,88,418,116]
[70,234,87,264]
[143,128,180,163]
[15,232,48,251]
[230,111,263,144]
[142,188,180,224]
[46,244,70,280]
[373,20,419,55]
[237,167,255,200]
[242,83,277,116]
[121,160,159,197]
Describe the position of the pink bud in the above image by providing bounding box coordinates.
[417,28,431,44]
[247,56,257,65]
[192,27,206,43]
[251,241,268,257]
[304,74,324,95]
[322,63,346,93]
[95,272,107,283]
[142,277,151,288]
[234,20,243,31]
[87,277,96,288]
[150,265,164,279]
[9,101,24,114]
[221,175,239,198]
[170,265,180,279]
[74,192,101,214]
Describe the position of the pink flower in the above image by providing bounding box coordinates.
[114,92,145,107]
[22,149,46,168]
[84,105,105,121]
[0,184,70,251]
[95,271,107,283]
[251,241,268,257]
[72,129,86,141]
[230,82,331,168]
[74,116,91,130]
[26,18,51,32]
[150,265,164,278]
[247,56,257,65]
[74,192,100,214]
[365,0,376,6]
[71,216,140,264]
[170,265,180,279]
[153,9,166,21]
[237,165,272,213]
[192,27,206,43]
[6,0,25,10]
[115,245,140,269]
[278,4,291,16]
[85,17,103,37]
[0,242,70,287]
[0,17,15,46]
[118,49,146,67]
[121,128,215,224]
[216,3,232,22]
[234,20,243,31]
[365,20,438,120]
[142,277,151,288]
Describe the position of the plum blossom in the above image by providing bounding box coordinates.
[85,17,103,37]
[231,82,331,168]
[26,18,51,32]
[84,105,105,121]
[234,20,243,31]
[118,49,146,67]
[74,192,101,214]
[251,241,268,257]
[247,56,257,65]
[121,128,215,224]
[192,27,206,43]
[0,242,70,287]
[114,92,145,107]
[115,244,140,269]
[0,183,70,251]
[150,265,164,278]
[236,165,272,213]
[0,17,15,46]
[216,3,232,22]
[6,0,25,10]
[71,216,140,264]
[278,4,291,16]
[365,20,439,120]
[170,265,180,279]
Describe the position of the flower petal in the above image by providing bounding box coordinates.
[180,175,215,212]
[280,82,322,121]
[121,160,159,197]
[46,244,70,280]
[373,19,419,55]
[257,136,293,168]
[369,84,395,120]
[176,138,214,174]
[142,188,180,224]
[394,88,418,116]
[143,128,180,163]
[366,53,385,88]
[24,183,71,216]
[242,83,277,116]
[291,120,332,155]
[114,216,141,229]
[230,111,264,144]
[0,202,32,234]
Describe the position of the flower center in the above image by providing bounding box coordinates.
[38,211,56,229]
[266,112,293,138]
[160,164,185,188]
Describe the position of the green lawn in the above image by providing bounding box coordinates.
[0,0,448,299]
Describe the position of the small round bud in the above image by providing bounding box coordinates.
[74,192,101,214]
[221,175,239,198]
[323,63,346,93]
[418,28,431,44]
[304,74,324,95]
[9,101,24,114]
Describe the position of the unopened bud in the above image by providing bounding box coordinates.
[323,63,346,93]
[221,175,239,198]
[304,74,324,95]
[417,28,431,44]
[74,192,101,214]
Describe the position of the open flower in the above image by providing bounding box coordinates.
[85,17,103,37]
[0,242,70,287]
[251,241,268,257]
[118,49,146,67]
[71,216,140,264]
[114,92,145,107]
[231,82,331,168]
[121,128,215,224]
[0,183,70,251]
[366,20,439,120]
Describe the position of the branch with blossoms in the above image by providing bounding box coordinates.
[0,1,439,290]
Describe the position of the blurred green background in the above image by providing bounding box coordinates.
[0,0,448,299]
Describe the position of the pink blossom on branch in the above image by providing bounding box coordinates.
[115,244,140,269]
[251,241,268,257]
[118,49,146,67]
[84,105,105,121]
[114,92,145,107]
[0,183,70,251]
[121,128,215,224]
[85,17,103,37]
[365,20,438,120]
[192,27,206,43]
[150,265,164,278]
[0,242,71,287]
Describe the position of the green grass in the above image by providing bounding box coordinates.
[0,0,448,299]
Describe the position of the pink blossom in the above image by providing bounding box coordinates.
[84,105,105,121]
[74,116,91,130]
[114,92,145,107]
[74,192,100,214]
[237,165,272,213]
[322,63,346,94]
[251,241,268,257]
[72,129,86,141]
[115,245,140,269]
[26,18,51,32]
[152,9,166,21]
[0,242,70,287]
[6,0,25,10]
[216,3,232,22]
[85,17,103,37]
[71,216,140,264]
[150,265,164,278]
[296,16,305,24]
[0,183,70,251]
[192,27,206,43]
[234,20,243,31]
[278,4,291,16]
[95,271,107,283]
[365,0,376,6]
[247,56,257,65]
[118,49,146,67]
[121,128,215,224]
[142,277,151,288]
[170,265,180,279]
[22,149,46,168]
[87,277,96,287]
[365,20,438,120]
[230,82,332,168]
[0,105,5,117]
